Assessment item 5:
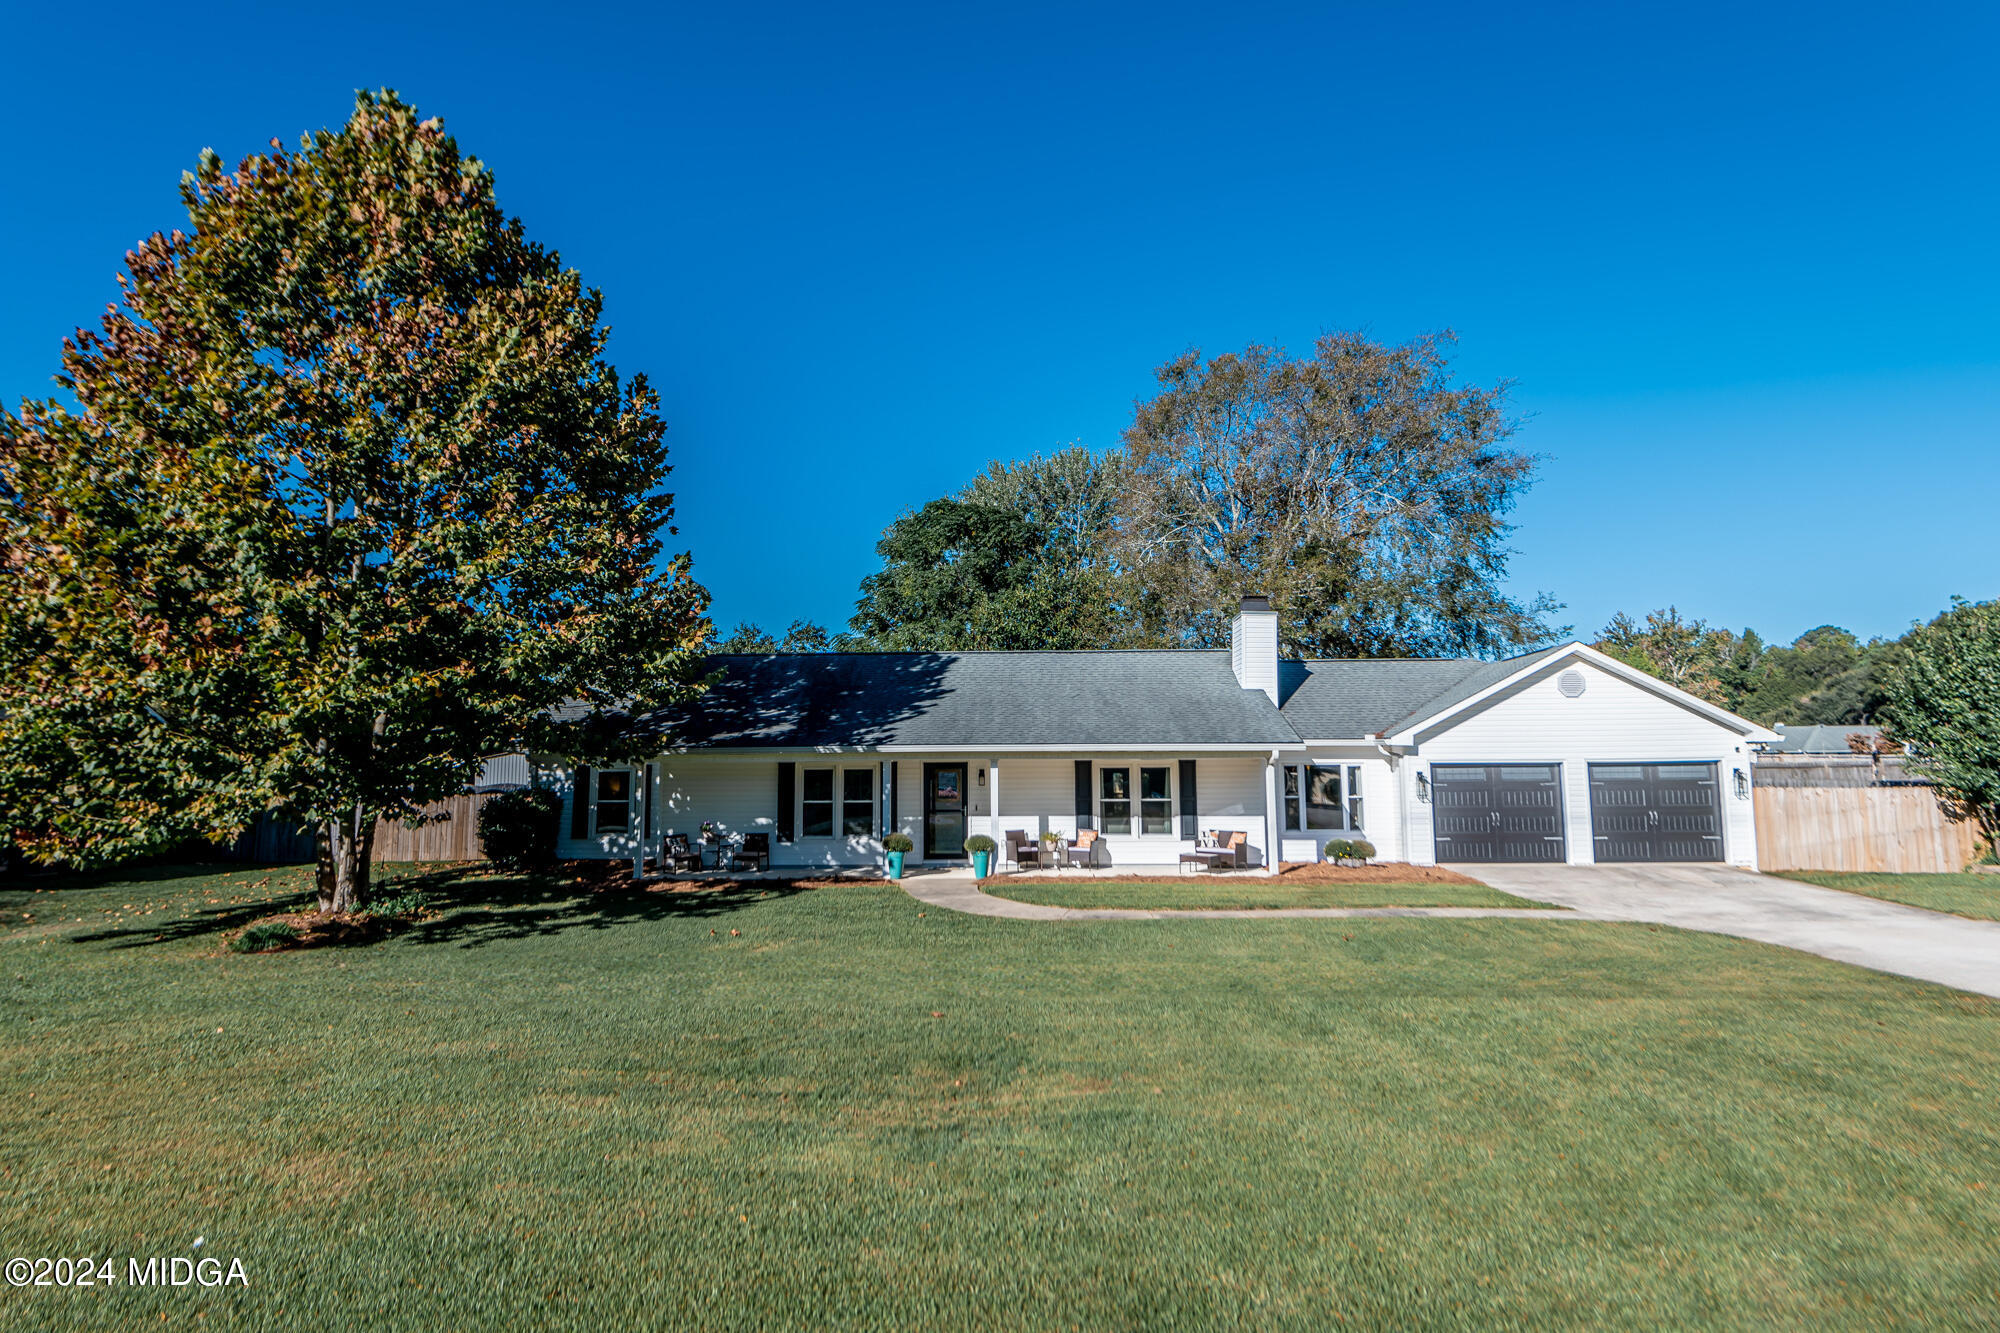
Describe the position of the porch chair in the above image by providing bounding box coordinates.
[1005,830,1041,871]
[729,831,771,872]
[662,832,703,873]
[1062,829,1099,870]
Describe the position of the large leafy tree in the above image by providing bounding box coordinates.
[0,91,708,911]
[849,448,1129,651]
[848,499,1081,649]
[1115,332,1562,657]
[1593,608,1737,705]
[1882,598,2000,855]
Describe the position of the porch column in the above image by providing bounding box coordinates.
[989,757,1001,851]
[1263,751,1281,876]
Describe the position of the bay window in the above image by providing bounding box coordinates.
[1281,764,1365,833]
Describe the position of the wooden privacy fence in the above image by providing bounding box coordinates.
[1754,785,1984,873]
[371,792,496,863]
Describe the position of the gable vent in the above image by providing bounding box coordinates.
[1558,670,1587,698]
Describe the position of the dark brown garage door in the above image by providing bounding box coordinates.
[1588,763,1724,862]
[1430,764,1567,862]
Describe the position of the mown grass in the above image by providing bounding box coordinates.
[3,862,1999,1330]
[982,880,1557,910]
[1774,870,2000,921]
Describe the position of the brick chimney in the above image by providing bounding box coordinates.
[1230,595,1279,704]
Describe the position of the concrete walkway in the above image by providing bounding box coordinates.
[1467,863,2000,999]
[897,871,1566,922]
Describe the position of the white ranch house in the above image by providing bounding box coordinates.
[536,598,1778,873]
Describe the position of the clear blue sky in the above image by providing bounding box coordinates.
[4,1,1994,647]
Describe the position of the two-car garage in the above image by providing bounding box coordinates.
[1432,761,1725,864]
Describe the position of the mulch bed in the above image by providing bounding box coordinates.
[987,861,1481,888]
[642,877,852,894]
[227,911,402,951]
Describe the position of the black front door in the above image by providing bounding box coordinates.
[1431,764,1567,862]
[1589,762,1724,862]
[923,763,968,860]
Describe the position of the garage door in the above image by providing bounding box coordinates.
[1588,763,1724,862]
[1430,764,1566,862]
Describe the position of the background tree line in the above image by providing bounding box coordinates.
[719,332,1566,660]
[1592,608,1906,726]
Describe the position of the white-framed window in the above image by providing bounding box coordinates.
[595,768,633,834]
[1100,765,1173,836]
[1282,764,1364,833]
[801,765,877,838]
[802,768,835,837]
[842,768,874,836]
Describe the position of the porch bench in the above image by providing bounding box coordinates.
[1178,830,1248,873]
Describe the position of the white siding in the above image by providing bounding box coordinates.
[1406,659,1759,867]
[1230,609,1280,702]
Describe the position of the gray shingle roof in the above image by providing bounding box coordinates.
[630,650,1299,749]
[618,645,1580,750]
[1277,644,1573,739]
[1767,723,1884,754]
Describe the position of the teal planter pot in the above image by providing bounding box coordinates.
[972,850,991,878]
[886,850,905,880]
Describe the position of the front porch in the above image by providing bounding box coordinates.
[570,749,1295,875]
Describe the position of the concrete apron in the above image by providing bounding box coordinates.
[1467,862,2000,1000]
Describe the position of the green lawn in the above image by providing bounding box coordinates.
[983,879,1558,910]
[1774,870,2000,921]
[4,863,1999,1330]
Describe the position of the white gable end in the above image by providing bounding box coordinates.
[1401,657,1760,867]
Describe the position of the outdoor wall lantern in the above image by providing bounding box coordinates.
[1415,772,1430,803]
[977,767,986,786]
[1733,767,1750,799]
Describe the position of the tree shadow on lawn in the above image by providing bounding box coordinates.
[399,865,826,950]
[43,867,318,952]
[62,863,829,953]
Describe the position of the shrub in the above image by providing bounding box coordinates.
[1348,839,1376,861]
[884,832,914,853]
[364,885,431,918]
[964,834,997,854]
[1325,839,1353,861]
[230,921,299,953]
[477,787,564,869]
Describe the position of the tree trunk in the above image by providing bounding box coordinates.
[314,824,337,915]
[317,804,377,915]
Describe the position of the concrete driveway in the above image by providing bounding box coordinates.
[1467,863,2000,999]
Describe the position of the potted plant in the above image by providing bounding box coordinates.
[884,831,913,879]
[964,834,997,879]
[1039,830,1063,862]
